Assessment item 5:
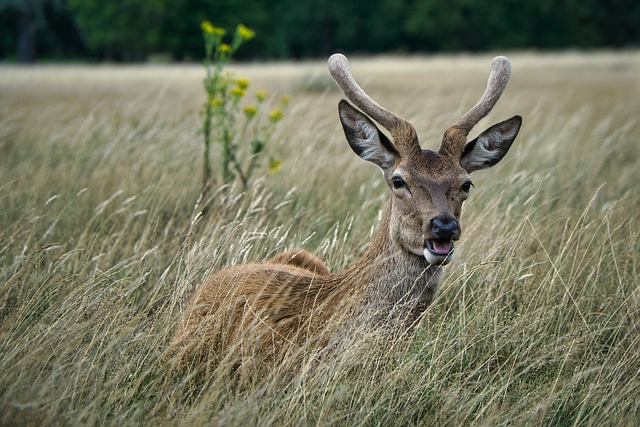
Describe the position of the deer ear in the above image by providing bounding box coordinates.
[460,115,522,173]
[339,100,399,170]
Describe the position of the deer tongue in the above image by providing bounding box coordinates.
[431,239,453,255]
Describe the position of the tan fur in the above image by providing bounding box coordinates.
[267,248,330,276]
[168,54,521,369]
[168,205,440,365]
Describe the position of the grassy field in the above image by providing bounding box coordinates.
[1,51,639,425]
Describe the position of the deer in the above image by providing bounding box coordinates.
[168,54,522,367]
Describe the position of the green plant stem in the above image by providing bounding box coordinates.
[202,101,213,196]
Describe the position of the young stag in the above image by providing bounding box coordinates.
[169,54,522,365]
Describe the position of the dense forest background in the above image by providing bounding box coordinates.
[2,0,640,62]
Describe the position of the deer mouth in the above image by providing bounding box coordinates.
[424,239,455,265]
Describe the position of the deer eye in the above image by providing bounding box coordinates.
[391,176,406,189]
[461,180,474,192]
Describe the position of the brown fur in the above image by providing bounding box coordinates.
[267,248,330,276]
[168,54,522,369]
[168,205,441,366]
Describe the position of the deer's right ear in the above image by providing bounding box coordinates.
[339,100,399,170]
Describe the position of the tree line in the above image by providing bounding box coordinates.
[2,0,639,63]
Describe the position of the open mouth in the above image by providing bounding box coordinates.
[423,239,455,264]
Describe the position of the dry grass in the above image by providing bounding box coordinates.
[1,51,639,425]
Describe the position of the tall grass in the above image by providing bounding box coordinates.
[1,52,639,425]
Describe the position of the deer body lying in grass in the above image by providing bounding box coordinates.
[170,54,522,366]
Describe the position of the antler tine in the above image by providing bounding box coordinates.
[455,56,511,133]
[440,56,511,158]
[328,54,405,131]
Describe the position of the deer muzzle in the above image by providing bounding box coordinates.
[423,215,460,265]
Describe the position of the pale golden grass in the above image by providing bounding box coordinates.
[1,51,639,425]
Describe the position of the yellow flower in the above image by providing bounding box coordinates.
[243,105,257,118]
[268,159,282,173]
[279,95,291,105]
[201,21,214,34]
[201,21,226,36]
[268,108,283,122]
[235,78,250,89]
[237,24,256,41]
[210,97,224,107]
[256,90,268,102]
[220,43,231,53]
[231,87,245,98]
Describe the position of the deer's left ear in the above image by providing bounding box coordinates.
[460,115,522,173]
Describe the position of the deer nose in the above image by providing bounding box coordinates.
[430,215,460,240]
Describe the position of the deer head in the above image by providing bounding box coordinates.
[328,54,522,266]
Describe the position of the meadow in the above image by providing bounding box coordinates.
[1,51,639,425]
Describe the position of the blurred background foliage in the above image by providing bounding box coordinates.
[1,0,639,62]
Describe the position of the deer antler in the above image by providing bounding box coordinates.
[328,54,403,131]
[440,56,512,158]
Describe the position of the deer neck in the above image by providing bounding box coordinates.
[335,200,443,321]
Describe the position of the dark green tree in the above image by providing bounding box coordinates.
[2,0,639,62]
[264,0,397,58]
[156,0,268,60]
[66,0,168,60]
[1,0,56,62]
